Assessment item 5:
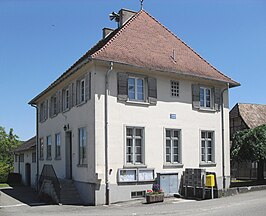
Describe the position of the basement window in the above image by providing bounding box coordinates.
[131,191,145,198]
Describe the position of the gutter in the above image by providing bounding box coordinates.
[30,104,39,192]
[105,61,113,205]
[221,83,229,190]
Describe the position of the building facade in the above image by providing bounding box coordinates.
[29,9,239,205]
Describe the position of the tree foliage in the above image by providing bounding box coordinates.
[231,124,266,180]
[0,126,20,180]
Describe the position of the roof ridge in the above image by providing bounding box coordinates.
[142,10,236,83]
[91,10,143,58]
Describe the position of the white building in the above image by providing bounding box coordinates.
[14,137,37,188]
[29,9,239,205]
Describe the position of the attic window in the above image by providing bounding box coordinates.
[171,81,179,97]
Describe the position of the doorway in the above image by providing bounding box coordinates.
[25,163,31,186]
[65,131,72,179]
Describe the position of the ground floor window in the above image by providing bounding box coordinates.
[78,127,87,165]
[201,131,214,163]
[165,129,181,164]
[55,133,61,159]
[46,135,52,160]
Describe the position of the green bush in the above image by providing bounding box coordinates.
[0,162,9,183]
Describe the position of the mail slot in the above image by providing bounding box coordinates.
[206,174,215,187]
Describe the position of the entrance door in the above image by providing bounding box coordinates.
[65,131,72,179]
[25,163,31,186]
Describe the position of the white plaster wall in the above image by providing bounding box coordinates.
[37,63,96,183]
[94,64,230,199]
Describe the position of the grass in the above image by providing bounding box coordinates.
[0,183,10,188]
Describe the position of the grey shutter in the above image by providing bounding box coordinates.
[49,97,52,117]
[147,77,157,105]
[72,83,76,106]
[56,90,61,114]
[45,100,49,120]
[76,80,80,105]
[214,87,221,111]
[38,104,41,122]
[85,72,91,101]
[117,73,128,102]
[69,83,73,108]
[192,84,200,109]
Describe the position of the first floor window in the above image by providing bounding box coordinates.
[63,88,69,111]
[201,131,214,163]
[46,135,52,159]
[126,127,144,164]
[19,154,24,162]
[78,127,87,164]
[165,129,181,163]
[200,87,211,108]
[55,133,61,159]
[50,95,57,116]
[128,77,144,101]
[40,138,44,160]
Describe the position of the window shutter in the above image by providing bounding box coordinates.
[72,83,76,107]
[117,73,128,102]
[214,87,221,111]
[38,104,41,122]
[147,77,157,105]
[85,72,91,101]
[49,97,52,118]
[56,90,62,114]
[69,83,73,108]
[192,84,200,109]
[76,81,80,105]
[45,100,49,120]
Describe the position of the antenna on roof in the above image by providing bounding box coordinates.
[140,0,144,10]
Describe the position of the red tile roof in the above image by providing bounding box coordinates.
[29,9,239,104]
[14,136,36,153]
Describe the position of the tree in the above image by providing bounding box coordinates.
[0,126,20,181]
[231,124,266,180]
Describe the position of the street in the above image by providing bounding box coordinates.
[1,189,266,216]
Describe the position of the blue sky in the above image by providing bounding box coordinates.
[0,0,266,141]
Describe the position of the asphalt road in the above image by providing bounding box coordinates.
[1,189,266,216]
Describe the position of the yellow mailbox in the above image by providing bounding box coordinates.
[206,174,215,187]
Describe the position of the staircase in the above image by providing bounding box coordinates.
[59,179,82,205]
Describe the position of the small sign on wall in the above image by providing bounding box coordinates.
[170,114,176,119]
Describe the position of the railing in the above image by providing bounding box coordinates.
[39,164,61,203]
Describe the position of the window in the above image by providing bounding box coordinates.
[46,135,52,160]
[201,131,214,163]
[200,87,211,108]
[126,127,144,165]
[78,127,87,165]
[171,81,179,97]
[19,154,24,162]
[40,100,48,122]
[128,77,144,101]
[63,88,70,111]
[131,191,145,198]
[50,95,57,117]
[40,137,44,160]
[55,133,61,159]
[32,152,36,163]
[165,129,181,164]
[77,78,86,105]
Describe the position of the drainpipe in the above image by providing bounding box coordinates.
[105,62,113,205]
[221,83,229,190]
[31,104,39,192]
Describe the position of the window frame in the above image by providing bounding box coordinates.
[128,76,145,102]
[125,126,145,165]
[40,137,44,160]
[62,87,70,111]
[55,133,61,159]
[46,135,52,160]
[165,128,182,165]
[80,78,86,104]
[200,130,215,163]
[170,80,179,97]
[200,86,212,109]
[50,95,57,117]
[78,127,87,165]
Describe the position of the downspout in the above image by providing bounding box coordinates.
[105,62,113,205]
[31,104,39,192]
[221,83,229,190]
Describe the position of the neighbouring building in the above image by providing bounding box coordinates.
[29,8,239,205]
[14,136,37,187]
[230,103,266,179]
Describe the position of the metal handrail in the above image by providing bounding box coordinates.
[39,164,61,203]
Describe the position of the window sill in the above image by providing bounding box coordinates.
[163,163,184,169]
[126,100,150,106]
[77,164,88,167]
[199,162,216,167]
[123,164,147,169]
[198,107,216,113]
